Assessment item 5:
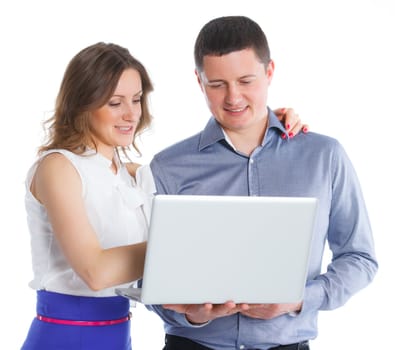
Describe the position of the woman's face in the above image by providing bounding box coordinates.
[90,68,143,159]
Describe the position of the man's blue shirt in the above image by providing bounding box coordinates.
[148,110,378,350]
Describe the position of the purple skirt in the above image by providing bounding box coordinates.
[21,290,132,350]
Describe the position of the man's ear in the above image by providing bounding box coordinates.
[266,60,275,84]
[195,69,204,92]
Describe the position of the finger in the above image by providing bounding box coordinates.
[273,107,287,121]
[240,309,262,319]
[237,303,250,311]
[243,303,265,309]
[282,108,297,130]
[288,119,303,138]
[211,301,237,316]
[202,303,214,312]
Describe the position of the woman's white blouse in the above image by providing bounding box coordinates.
[25,149,156,297]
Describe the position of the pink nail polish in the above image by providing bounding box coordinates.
[281,133,286,139]
[289,132,294,138]
[286,124,290,130]
[303,126,308,133]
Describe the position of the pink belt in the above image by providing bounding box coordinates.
[37,313,131,326]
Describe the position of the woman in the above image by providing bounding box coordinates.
[21,42,305,349]
[21,42,155,350]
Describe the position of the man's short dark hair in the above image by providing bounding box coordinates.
[194,16,271,72]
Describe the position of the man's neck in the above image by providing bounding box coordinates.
[223,118,268,156]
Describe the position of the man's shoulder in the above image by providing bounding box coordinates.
[153,132,202,160]
[296,132,351,164]
[299,131,342,149]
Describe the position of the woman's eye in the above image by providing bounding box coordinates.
[109,102,121,107]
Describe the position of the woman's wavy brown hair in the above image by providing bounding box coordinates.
[39,42,153,156]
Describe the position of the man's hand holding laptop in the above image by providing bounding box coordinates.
[163,301,302,324]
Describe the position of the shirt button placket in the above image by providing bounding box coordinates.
[248,157,258,196]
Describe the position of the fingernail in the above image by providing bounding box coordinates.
[289,132,294,138]
[286,123,291,130]
[303,126,308,133]
[281,133,286,139]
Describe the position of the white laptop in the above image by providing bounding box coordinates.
[116,194,318,304]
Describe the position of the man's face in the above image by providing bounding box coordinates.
[196,48,274,136]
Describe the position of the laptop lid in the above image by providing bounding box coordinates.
[117,194,318,304]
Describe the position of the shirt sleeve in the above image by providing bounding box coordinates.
[302,142,378,313]
[150,157,171,195]
[145,304,210,328]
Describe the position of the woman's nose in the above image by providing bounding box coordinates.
[122,103,139,122]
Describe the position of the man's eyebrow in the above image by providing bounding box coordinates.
[239,74,257,79]
[207,78,225,84]
[207,74,257,83]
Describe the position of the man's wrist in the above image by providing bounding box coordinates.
[287,311,300,317]
[185,314,210,326]
[287,302,303,317]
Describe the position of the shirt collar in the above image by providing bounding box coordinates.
[83,147,121,171]
[198,117,226,151]
[198,108,289,151]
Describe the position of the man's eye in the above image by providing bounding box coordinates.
[208,83,224,88]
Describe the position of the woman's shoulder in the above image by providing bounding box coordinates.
[34,149,76,173]
[37,149,82,166]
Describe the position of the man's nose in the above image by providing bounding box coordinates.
[225,84,242,105]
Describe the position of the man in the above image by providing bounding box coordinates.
[149,16,378,350]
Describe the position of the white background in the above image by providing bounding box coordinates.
[0,0,394,349]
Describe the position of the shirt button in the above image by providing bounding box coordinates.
[239,346,245,349]
[250,158,254,164]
